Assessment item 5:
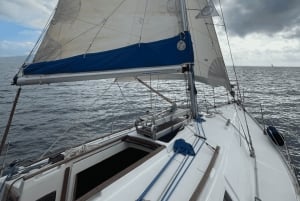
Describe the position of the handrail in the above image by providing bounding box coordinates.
[189,146,220,201]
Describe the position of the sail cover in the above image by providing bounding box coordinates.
[186,0,231,90]
[16,0,194,85]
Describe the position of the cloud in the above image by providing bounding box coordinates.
[0,40,35,56]
[220,0,300,38]
[0,0,299,66]
[283,26,300,39]
[212,0,300,66]
[0,0,57,29]
[19,29,41,37]
[217,30,300,66]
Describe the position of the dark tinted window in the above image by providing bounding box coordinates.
[36,191,56,201]
[223,191,233,201]
[74,148,148,199]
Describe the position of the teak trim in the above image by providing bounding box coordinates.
[60,167,70,201]
[189,146,220,201]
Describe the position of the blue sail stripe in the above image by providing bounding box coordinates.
[23,31,194,75]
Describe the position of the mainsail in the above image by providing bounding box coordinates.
[15,0,231,91]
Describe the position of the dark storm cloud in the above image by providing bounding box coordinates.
[221,0,300,37]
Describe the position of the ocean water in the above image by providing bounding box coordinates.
[0,57,299,182]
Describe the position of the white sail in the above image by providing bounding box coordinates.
[15,0,196,86]
[34,0,182,62]
[15,0,231,91]
[186,0,231,90]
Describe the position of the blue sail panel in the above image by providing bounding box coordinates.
[24,32,194,75]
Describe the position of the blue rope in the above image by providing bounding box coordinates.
[137,138,197,201]
[196,115,206,137]
[137,119,205,201]
[161,119,206,201]
[136,152,178,201]
[161,139,205,201]
[0,162,18,196]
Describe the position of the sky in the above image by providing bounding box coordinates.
[0,0,300,66]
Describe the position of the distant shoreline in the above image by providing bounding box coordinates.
[0,56,26,64]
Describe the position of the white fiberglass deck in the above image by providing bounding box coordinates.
[84,104,299,201]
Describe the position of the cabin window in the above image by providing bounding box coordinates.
[223,191,233,201]
[74,147,149,200]
[36,191,56,201]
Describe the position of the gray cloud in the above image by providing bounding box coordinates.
[283,26,300,39]
[220,0,300,37]
[1,0,299,38]
[0,0,57,29]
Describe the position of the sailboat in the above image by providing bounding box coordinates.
[1,0,299,201]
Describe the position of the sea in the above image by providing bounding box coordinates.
[0,56,299,183]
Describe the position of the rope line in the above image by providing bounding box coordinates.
[139,0,149,44]
[218,0,241,99]
[136,153,178,201]
[138,119,206,201]
[161,121,207,201]
[161,139,205,201]
[116,81,135,110]
[38,80,115,159]
[0,88,21,155]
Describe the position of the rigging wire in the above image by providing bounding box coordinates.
[242,108,255,157]
[139,0,149,44]
[217,4,261,199]
[0,88,22,156]
[115,81,135,110]
[24,4,57,64]
[216,3,260,195]
[150,74,152,110]
[218,0,242,100]
[38,80,115,159]
[232,104,253,154]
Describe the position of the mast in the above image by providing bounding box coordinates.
[179,0,198,118]
[187,65,198,118]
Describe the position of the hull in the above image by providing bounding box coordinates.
[0,103,299,201]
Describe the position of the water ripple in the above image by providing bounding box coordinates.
[0,59,299,183]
